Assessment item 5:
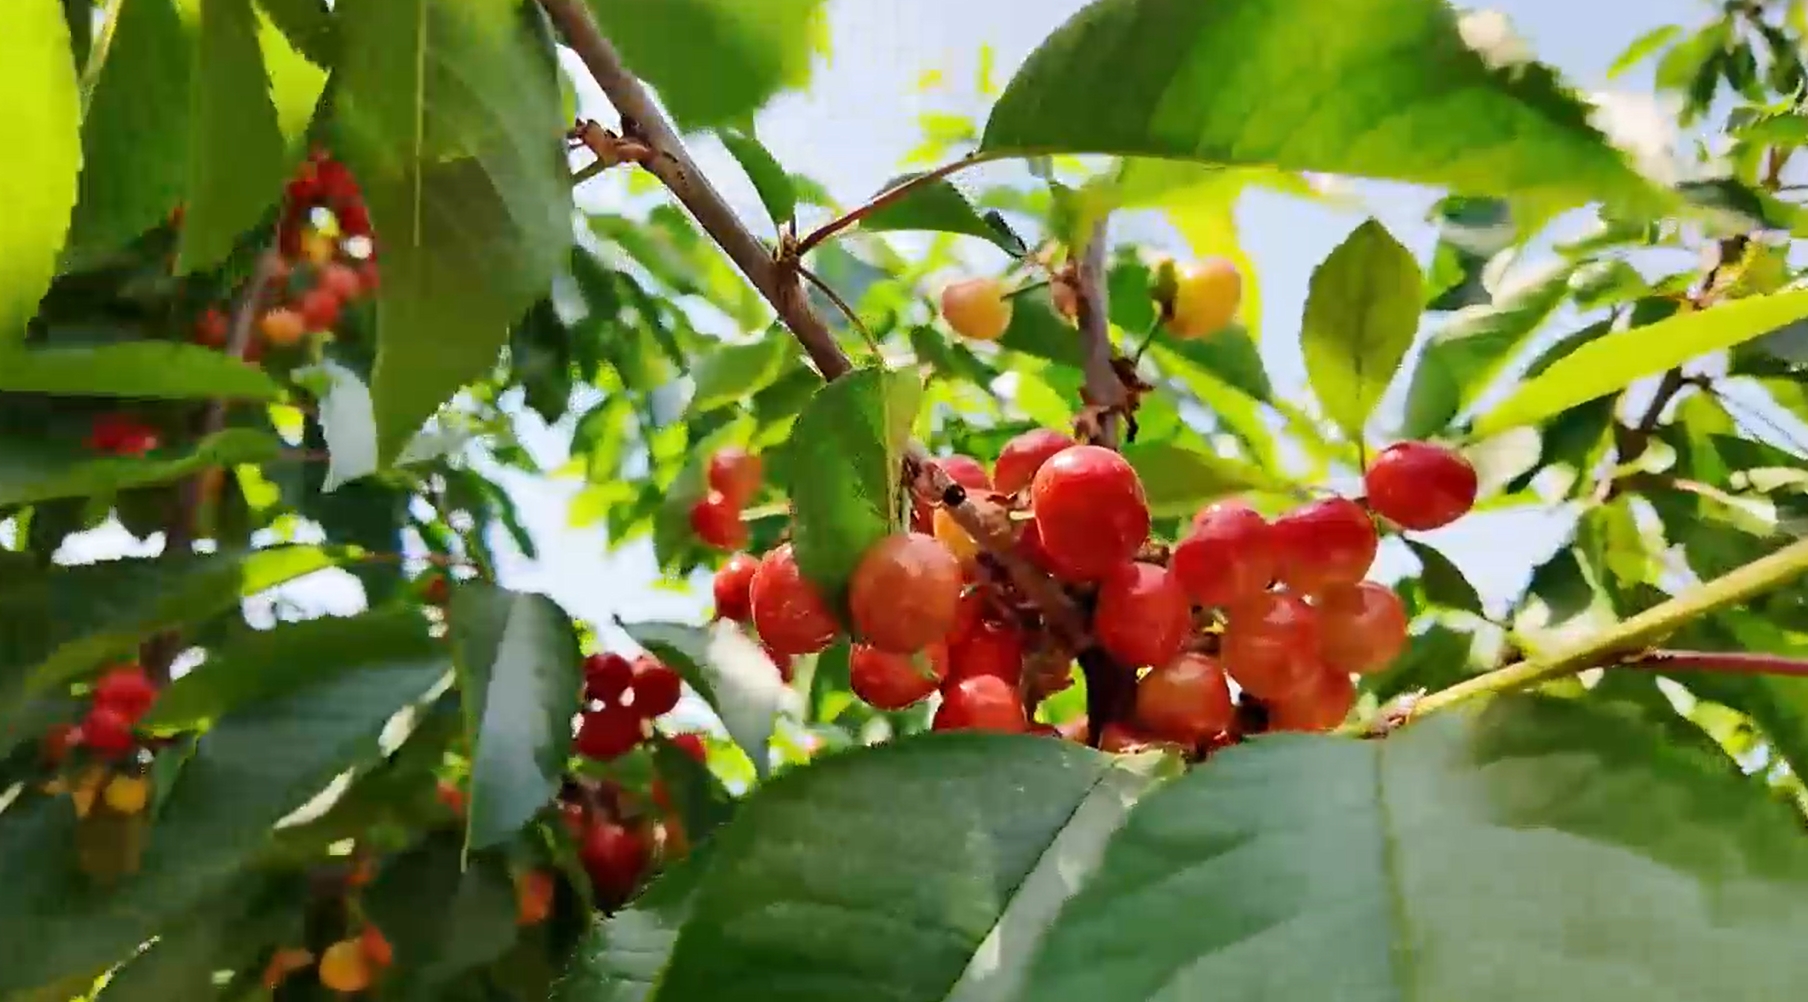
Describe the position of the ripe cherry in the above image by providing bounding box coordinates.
[1135,653,1235,745]
[1030,446,1150,581]
[850,642,948,710]
[1271,497,1377,594]
[261,947,315,990]
[947,620,1025,685]
[574,704,644,760]
[259,306,307,347]
[761,641,795,682]
[87,414,159,456]
[1315,581,1408,674]
[1093,562,1190,669]
[938,454,992,491]
[1267,665,1357,733]
[941,277,1013,341]
[194,307,229,347]
[93,665,157,720]
[670,731,707,762]
[436,780,466,815]
[932,674,1028,732]
[750,544,840,655]
[849,533,963,654]
[581,820,648,900]
[559,801,588,840]
[516,869,556,927]
[628,656,683,717]
[318,261,363,301]
[584,651,634,703]
[358,260,381,292]
[422,573,451,605]
[994,429,1073,495]
[298,286,342,332]
[707,447,763,508]
[80,705,135,758]
[317,938,373,993]
[1166,257,1242,338]
[689,490,747,550]
[358,926,393,968]
[1221,591,1321,700]
[1015,518,1085,580]
[338,200,373,238]
[1365,441,1478,531]
[947,587,990,645]
[1171,500,1276,608]
[712,552,759,622]
[40,723,80,765]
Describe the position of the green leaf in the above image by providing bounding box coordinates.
[144,609,445,730]
[584,0,824,132]
[450,583,583,851]
[335,0,570,461]
[719,130,797,231]
[1019,696,1808,1002]
[1474,288,1808,436]
[0,0,81,349]
[1123,441,1286,517]
[1162,326,1272,402]
[858,173,1026,255]
[364,835,519,988]
[652,735,1165,1002]
[1611,25,1682,78]
[621,620,791,778]
[93,877,303,1002]
[257,0,337,67]
[1299,219,1424,439]
[0,343,281,400]
[551,851,710,1002]
[0,427,283,509]
[785,367,923,616]
[1404,538,1484,615]
[686,334,795,418]
[997,290,1085,367]
[1400,261,1574,437]
[981,0,1664,217]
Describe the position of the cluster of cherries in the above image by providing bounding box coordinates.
[688,446,763,551]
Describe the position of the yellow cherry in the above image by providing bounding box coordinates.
[1167,257,1242,339]
[932,507,980,567]
[941,278,1013,341]
[102,775,150,815]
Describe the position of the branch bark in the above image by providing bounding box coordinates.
[1072,220,1125,449]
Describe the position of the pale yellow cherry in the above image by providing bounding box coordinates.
[1168,257,1242,339]
[941,277,1013,341]
[932,507,980,567]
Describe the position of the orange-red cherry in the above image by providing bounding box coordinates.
[947,620,1025,685]
[1271,497,1377,594]
[1029,446,1150,581]
[933,674,1028,732]
[1267,665,1357,733]
[1364,441,1478,531]
[1221,591,1321,700]
[690,491,747,550]
[708,447,763,508]
[1094,562,1190,669]
[993,429,1072,495]
[749,544,840,656]
[1315,581,1409,674]
[849,533,963,654]
[1135,653,1235,745]
[1171,500,1276,608]
[712,552,759,622]
[575,704,643,760]
[850,642,949,710]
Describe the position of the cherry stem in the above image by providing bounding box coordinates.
[795,154,989,256]
[796,263,882,361]
[1622,650,1808,678]
[1006,278,1051,299]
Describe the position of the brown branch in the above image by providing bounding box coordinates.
[1622,649,1808,678]
[795,153,987,256]
[569,119,652,186]
[1071,220,1126,449]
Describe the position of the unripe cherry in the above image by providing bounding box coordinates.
[628,656,683,717]
[749,544,840,656]
[993,428,1074,495]
[947,620,1025,685]
[1271,497,1377,595]
[850,533,963,653]
[1030,446,1150,581]
[933,674,1028,732]
[516,869,556,927]
[1093,562,1190,669]
[583,651,634,703]
[259,306,307,347]
[1267,665,1357,733]
[1315,581,1408,674]
[708,447,763,508]
[689,490,747,550]
[712,552,759,622]
[941,277,1013,341]
[1364,441,1478,531]
[850,642,948,710]
[1170,500,1276,608]
[1135,653,1235,745]
[1221,591,1321,700]
[1166,257,1242,338]
[574,704,643,760]
[358,926,393,967]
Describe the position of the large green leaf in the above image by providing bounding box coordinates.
[92,877,303,1002]
[1473,288,1808,436]
[719,130,797,232]
[858,173,1026,255]
[686,334,796,418]
[1124,441,1287,517]
[621,620,791,778]
[364,835,519,988]
[1400,261,1574,437]
[551,851,711,1002]
[981,0,1663,216]
[652,735,1166,1002]
[1019,695,1808,1001]
[0,427,283,508]
[785,367,923,617]
[997,291,1086,368]
[0,0,81,349]
[1300,219,1423,439]
[335,0,570,461]
[584,0,824,132]
[450,583,583,851]
[0,343,281,400]
[257,0,337,67]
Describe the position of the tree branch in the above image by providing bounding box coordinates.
[795,154,986,256]
[1625,650,1808,678]
[1072,220,1125,448]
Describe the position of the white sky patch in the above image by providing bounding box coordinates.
[1458,9,1534,70]
[1589,89,1683,187]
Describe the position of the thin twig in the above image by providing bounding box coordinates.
[795,154,988,256]
[1628,649,1808,678]
[797,264,881,360]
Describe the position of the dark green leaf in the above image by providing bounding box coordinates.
[94,877,303,1002]
[335,0,570,461]
[1300,219,1423,438]
[719,130,798,231]
[364,835,519,988]
[687,334,795,418]
[621,620,790,778]
[785,368,922,616]
[551,851,710,1002]
[858,173,1026,255]
[257,0,338,67]
[1123,441,1286,517]
[650,738,737,843]
[982,0,1664,216]
[1404,539,1483,614]
[450,583,583,851]
[0,343,281,400]
[1020,696,1808,1002]
[997,291,1085,367]
[1,0,82,348]
[512,297,576,425]
[0,427,282,509]
[1361,623,1478,702]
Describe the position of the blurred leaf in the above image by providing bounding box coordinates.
[687,334,795,418]
[1404,538,1483,615]
[0,343,281,401]
[0,426,280,509]
[93,877,302,1002]
[720,130,797,231]
[257,0,338,66]
[1362,622,1478,702]
[364,835,518,987]
[511,297,576,425]
[551,851,710,1002]
[858,173,1025,255]
[1123,441,1286,518]
[650,737,737,843]
[1,0,80,349]
[998,291,1085,367]
[1300,219,1424,439]
[622,620,791,778]
[1610,25,1681,78]
[1162,327,1272,403]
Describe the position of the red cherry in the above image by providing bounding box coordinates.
[338,200,373,238]
[580,820,648,900]
[297,286,342,332]
[707,447,763,508]
[628,656,683,717]
[1093,562,1189,669]
[947,620,1025,685]
[1315,581,1408,674]
[1365,441,1478,531]
[1015,518,1086,580]
[689,491,747,550]
[1221,591,1321,700]
[194,307,229,347]
[574,704,644,760]
[1267,665,1357,733]
[80,705,135,758]
[285,170,321,206]
[932,675,1027,732]
[1270,497,1377,594]
[849,533,963,654]
[436,781,466,815]
[712,552,759,622]
[850,642,948,710]
[318,262,363,302]
[993,429,1073,495]
[357,261,381,292]
[669,731,707,763]
[760,642,794,682]
[1171,500,1276,608]
[1136,653,1236,744]
[87,414,159,457]
[41,723,81,765]
[749,544,840,656]
[1029,446,1150,581]
[93,665,157,721]
[583,652,634,703]
[316,157,358,202]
